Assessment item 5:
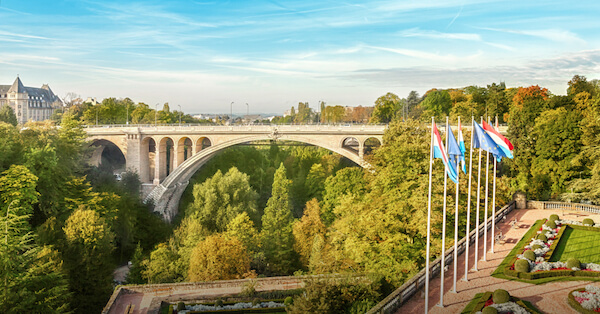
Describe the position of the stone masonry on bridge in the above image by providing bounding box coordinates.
[85,124,386,221]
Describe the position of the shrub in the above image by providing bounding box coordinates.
[536,233,547,242]
[515,259,529,273]
[482,306,498,314]
[176,302,185,311]
[549,214,559,222]
[492,289,510,304]
[523,250,536,261]
[567,258,581,269]
[532,244,542,250]
[546,220,556,229]
[583,218,595,226]
[215,298,224,307]
[284,296,293,306]
[252,298,260,306]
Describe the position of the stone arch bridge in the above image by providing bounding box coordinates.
[85,124,386,220]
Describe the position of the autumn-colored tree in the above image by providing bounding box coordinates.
[293,199,326,268]
[188,234,251,281]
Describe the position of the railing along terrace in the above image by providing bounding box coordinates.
[527,201,600,214]
[367,201,516,314]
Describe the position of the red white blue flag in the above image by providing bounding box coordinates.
[433,122,459,183]
[482,120,513,159]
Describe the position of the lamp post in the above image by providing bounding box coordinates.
[155,103,158,126]
[230,101,234,124]
[178,105,182,126]
[126,104,129,125]
[95,106,98,126]
[246,103,249,124]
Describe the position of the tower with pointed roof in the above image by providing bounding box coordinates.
[0,77,63,124]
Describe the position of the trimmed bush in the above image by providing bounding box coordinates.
[583,218,595,226]
[523,250,536,261]
[284,296,293,306]
[215,298,224,307]
[546,220,557,229]
[492,289,510,304]
[532,244,542,250]
[176,302,185,311]
[482,306,498,314]
[567,258,581,269]
[515,259,529,273]
[549,214,559,222]
[536,233,547,242]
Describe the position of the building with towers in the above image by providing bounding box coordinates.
[0,76,63,124]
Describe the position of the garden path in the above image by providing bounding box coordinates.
[399,209,600,314]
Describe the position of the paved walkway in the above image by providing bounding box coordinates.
[400,209,600,314]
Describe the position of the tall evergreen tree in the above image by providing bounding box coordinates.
[260,163,296,275]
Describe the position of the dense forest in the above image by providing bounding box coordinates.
[0,75,599,312]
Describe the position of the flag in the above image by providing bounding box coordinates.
[457,120,467,173]
[433,122,459,183]
[482,120,514,159]
[447,125,464,177]
[473,120,508,161]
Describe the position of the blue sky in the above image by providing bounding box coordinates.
[1,0,599,114]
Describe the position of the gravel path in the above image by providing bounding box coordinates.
[399,209,600,314]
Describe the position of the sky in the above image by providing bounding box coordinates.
[0,0,599,115]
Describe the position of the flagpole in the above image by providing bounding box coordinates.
[491,116,499,253]
[439,116,449,308]
[425,117,435,314]
[483,116,490,261]
[474,117,483,271]
[463,116,474,281]
[452,117,460,293]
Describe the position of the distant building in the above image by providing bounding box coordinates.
[0,77,63,124]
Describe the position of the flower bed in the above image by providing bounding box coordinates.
[461,290,542,314]
[568,285,600,313]
[499,216,600,282]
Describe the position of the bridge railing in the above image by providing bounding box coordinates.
[82,123,388,128]
[367,201,516,314]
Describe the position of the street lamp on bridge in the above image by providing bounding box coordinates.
[230,101,234,124]
[178,105,182,126]
[155,103,158,126]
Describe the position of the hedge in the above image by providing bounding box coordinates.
[567,288,598,314]
[461,292,543,314]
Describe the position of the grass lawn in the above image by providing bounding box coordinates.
[549,226,600,264]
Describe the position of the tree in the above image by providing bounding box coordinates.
[370,93,400,123]
[295,102,312,123]
[188,234,251,281]
[530,107,583,198]
[260,163,296,275]
[0,123,22,173]
[420,90,452,120]
[292,199,326,268]
[186,167,259,232]
[0,105,17,126]
[63,207,115,313]
[321,167,366,225]
[142,243,181,284]
[226,212,259,253]
[125,243,146,284]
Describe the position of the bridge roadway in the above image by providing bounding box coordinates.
[84,124,386,220]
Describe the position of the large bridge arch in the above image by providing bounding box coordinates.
[88,138,127,172]
[147,134,380,221]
